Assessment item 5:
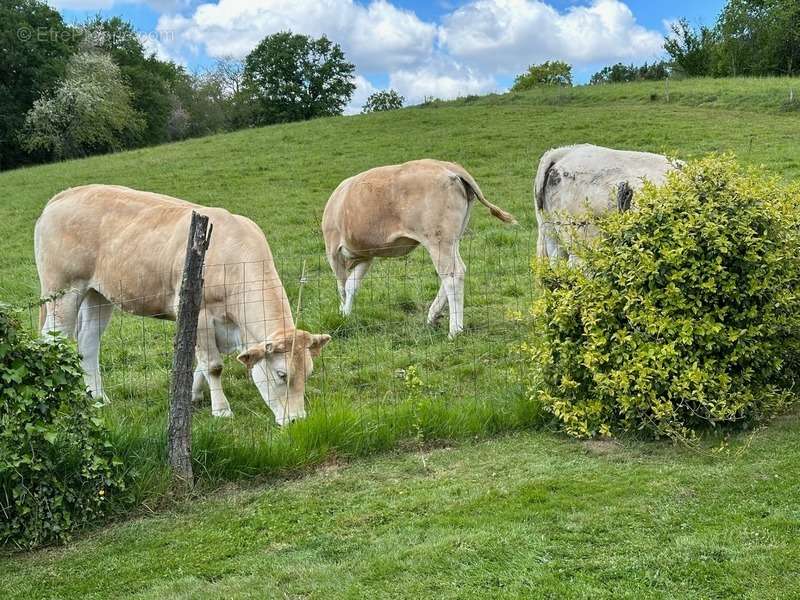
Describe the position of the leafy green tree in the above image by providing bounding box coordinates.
[175,58,248,137]
[664,18,718,76]
[242,31,356,124]
[362,89,404,113]
[21,51,143,159]
[80,16,187,146]
[715,0,800,76]
[511,61,572,91]
[0,0,77,169]
[590,61,670,85]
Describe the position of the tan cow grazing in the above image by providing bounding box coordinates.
[322,159,516,337]
[534,144,683,265]
[35,185,330,425]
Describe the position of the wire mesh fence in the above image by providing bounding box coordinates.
[22,228,538,445]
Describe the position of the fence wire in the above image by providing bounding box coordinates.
[22,228,538,432]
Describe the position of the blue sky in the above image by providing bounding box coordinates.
[51,0,726,109]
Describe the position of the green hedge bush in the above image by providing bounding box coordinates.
[0,305,127,549]
[530,155,800,439]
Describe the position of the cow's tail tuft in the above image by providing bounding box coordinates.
[448,163,517,224]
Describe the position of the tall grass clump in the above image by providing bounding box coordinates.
[107,365,543,504]
[529,155,800,439]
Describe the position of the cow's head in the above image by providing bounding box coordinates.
[237,329,331,426]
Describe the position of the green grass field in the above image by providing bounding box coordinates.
[2,77,800,596]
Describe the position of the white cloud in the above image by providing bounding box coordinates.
[141,31,185,64]
[389,60,497,104]
[349,1,437,71]
[157,0,436,72]
[345,74,378,115]
[439,0,664,74]
[57,0,666,104]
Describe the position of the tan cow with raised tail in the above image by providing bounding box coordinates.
[322,159,516,337]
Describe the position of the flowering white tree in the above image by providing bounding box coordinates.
[22,51,143,159]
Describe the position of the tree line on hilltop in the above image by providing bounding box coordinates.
[514,0,799,90]
[1,1,392,170]
[1,0,797,171]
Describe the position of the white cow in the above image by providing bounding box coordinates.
[534,144,683,264]
[35,185,330,425]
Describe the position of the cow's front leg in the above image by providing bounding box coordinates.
[206,362,233,417]
[192,366,207,405]
[196,312,233,417]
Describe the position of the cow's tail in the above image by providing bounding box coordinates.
[534,146,574,213]
[533,146,577,260]
[38,303,46,331]
[447,163,517,224]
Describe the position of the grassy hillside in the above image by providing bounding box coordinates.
[443,76,800,114]
[1,79,800,593]
[3,77,800,299]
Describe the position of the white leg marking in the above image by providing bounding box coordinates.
[77,291,113,401]
[342,260,372,316]
[427,283,448,325]
[192,366,207,405]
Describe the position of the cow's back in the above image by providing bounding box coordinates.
[323,160,464,256]
[541,145,675,215]
[35,185,265,317]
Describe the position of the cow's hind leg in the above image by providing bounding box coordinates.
[426,241,466,337]
[41,288,84,340]
[342,259,373,316]
[327,249,349,312]
[77,290,113,401]
[538,222,567,267]
[427,283,447,326]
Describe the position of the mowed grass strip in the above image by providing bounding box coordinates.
[2,419,800,599]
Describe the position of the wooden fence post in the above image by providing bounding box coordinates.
[617,181,633,213]
[168,211,212,491]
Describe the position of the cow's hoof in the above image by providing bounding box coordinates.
[212,408,234,418]
[92,392,111,404]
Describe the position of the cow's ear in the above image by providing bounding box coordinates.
[237,342,273,368]
[307,334,331,357]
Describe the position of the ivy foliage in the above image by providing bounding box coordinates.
[0,305,127,549]
[530,155,800,439]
